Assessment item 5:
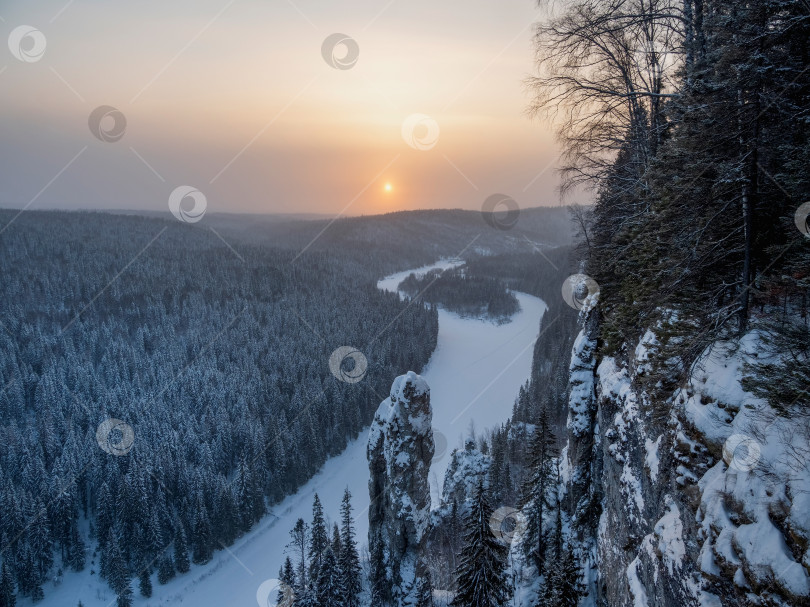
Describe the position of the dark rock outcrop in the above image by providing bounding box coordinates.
[368,371,434,605]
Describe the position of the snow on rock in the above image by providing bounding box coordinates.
[368,371,434,604]
[734,518,810,596]
[599,356,647,524]
[620,462,645,519]
[582,322,808,607]
[653,498,685,576]
[633,329,659,376]
[440,441,491,510]
[568,329,597,437]
[644,436,661,482]
[598,357,639,448]
[687,332,810,602]
[593,328,707,607]
[626,556,649,607]
[563,320,602,606]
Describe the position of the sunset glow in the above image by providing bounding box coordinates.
[0,0,569,216]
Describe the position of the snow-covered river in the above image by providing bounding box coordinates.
[40,261,546,607]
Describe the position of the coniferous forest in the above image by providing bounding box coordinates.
[398,269,521,321]
[0,211,438,602]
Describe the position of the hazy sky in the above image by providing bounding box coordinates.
[0,0,575,216]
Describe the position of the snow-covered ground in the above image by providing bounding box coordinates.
[33,260,545,607]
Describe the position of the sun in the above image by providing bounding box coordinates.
[384,182,393,193]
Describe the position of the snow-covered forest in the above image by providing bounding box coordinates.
[0,210,441,602]
[1,0,809,606]
[398,269,521,321]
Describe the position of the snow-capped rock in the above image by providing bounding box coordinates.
[440,441,491,510]
[368,371,435,605]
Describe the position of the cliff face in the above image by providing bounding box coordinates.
[591,337,703,607]
[367,371,434,605]
[566,319,810,607]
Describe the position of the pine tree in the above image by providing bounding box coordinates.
[106,530,132,607]
[279,557,296,605]
[174,526,190,574]
[308,494,328,581]
[541,503,583,607]
[521,405,557,574]
[192,498,213,565]
[314,547,341,606]
[331,522,341,557]
[451,479,509,607]
[0,562,16,607]
[289,518,309,592]
[338,489,362,607]
[138,569,152,598]
[157,555,175,585]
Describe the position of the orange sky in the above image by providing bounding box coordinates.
[0,0,581,216]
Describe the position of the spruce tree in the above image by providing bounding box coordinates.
[369,540,388,607]
[95,482,114,550]
[541,503,583,607]
[174,526,190,574]
[521,405,557,574]
[289,518,309,592]
[138,569,152,598]
[339,489,362,607]
[157,555,175,585]
[314,547,341,606]
[451,479,509,607]
[281,556,295,587]
[294,586,318,607]
[192,500,213,565]
[106,531,132,607]
[66,523,86,571]
[308,495,328,582]
[279,557,296,605]
[544,548,583,607]
[0,562,15,607]
[331,522,341,558]
[29,499,53,581]
[236,456,262,532]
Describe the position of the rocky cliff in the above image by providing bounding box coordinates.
[368,371,435,605]
[565,317,810,606]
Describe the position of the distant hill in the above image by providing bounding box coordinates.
[205,206,576,265]
[0,205,576,276]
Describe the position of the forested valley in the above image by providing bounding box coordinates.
[0,210,439,602]
[1,0,809,605]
